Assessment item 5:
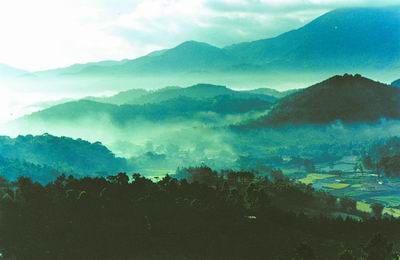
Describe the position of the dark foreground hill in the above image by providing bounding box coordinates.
[248,74,400,126]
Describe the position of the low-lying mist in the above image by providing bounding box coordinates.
[5,111,400,177]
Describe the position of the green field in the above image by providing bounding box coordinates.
[298,173,336,185]
[323,183,350,189]
[357,201,400,218]
[370,196,400,207]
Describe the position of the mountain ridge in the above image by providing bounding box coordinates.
[31,7,400,77]
[84,83,278,105]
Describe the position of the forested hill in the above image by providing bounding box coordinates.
[22,87,275,125]
[248,74,400,127]
[85,83,277,105]
[0,134,127,182]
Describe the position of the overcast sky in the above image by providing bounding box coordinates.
[0,0,398,71]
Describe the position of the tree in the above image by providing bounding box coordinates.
[179,165,218,186]
[294,242,316,260]
[270,169,287,183]
[322,193,337,209]
[337,249,356,260]
[107,172,129,185]
[340,197,357,212]
[371,203,384,219]
[363,233,393,260]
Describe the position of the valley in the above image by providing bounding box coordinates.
[1,5,400,259]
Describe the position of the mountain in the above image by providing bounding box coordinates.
[34,7,400,77]
[86,89,149,105]
[46,41,239,76]
[21,84,277,125]
[226,7,400,70]
[38,60,129,77]
[84,84,277,105]
[248,74,400,126]
[0,64,27,77]
[243,88,300,99]
[392,79,400,87]
[24,96,273,125]
[0,134,127,181]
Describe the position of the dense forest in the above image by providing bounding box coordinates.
[363,137,400,177]
[0,134,127,182]
[0,167,399,259]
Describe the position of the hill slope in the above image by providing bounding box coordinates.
[249,74,400,126]
[50,41,239,76]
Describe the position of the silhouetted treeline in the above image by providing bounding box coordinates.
[0,167,399,259]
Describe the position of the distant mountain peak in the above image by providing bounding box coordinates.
[176,40,218,48]
[189,83,228,90]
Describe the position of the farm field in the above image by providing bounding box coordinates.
[291,171,400,216]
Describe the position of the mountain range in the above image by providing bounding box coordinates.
[85,84,278,105]
[21,84,277,124]
[34,7,400,78]
[22,74,400,127]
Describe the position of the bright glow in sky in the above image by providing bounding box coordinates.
[0,0,398,71]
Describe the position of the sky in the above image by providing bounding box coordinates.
[0,0,399,71]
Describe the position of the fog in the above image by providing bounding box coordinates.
[4,105,400,177]
[0,68,395,124]
[1,71,399,177]
[0,69,376,121]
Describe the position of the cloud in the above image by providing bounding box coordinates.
[0,0,399,71]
